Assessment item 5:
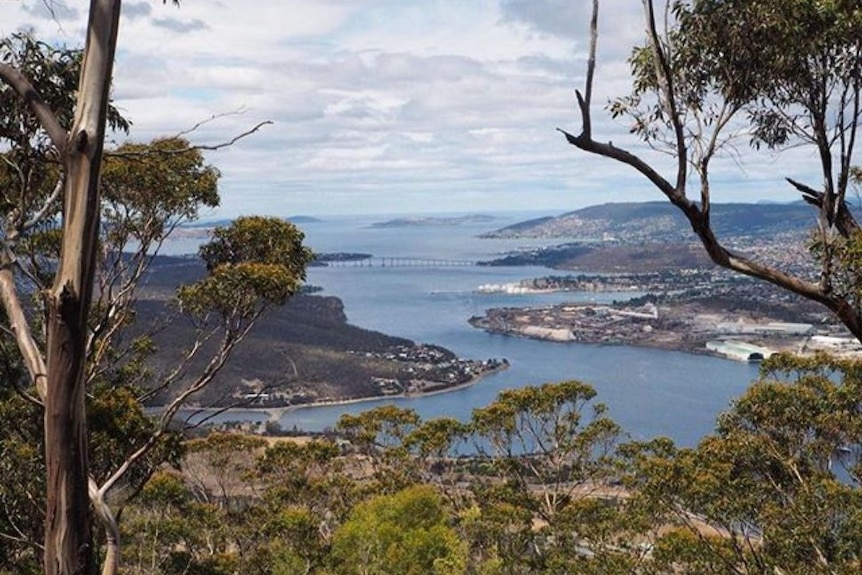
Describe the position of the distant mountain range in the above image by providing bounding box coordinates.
[481,201,817,241]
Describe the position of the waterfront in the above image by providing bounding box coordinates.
[170,212,762,446]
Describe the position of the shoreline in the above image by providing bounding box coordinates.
[481,325,716,357]
[476,324,860,363]
[173,362,509,422]
[467,298,861,363]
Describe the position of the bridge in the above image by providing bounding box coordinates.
[325,257,477,268]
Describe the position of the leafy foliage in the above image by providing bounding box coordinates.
[629,353,862,574]
[0,32,128,228]
[576,0,862,341]
[331,485,467,575]
[101,138,219,248]
[178,217,313,327]
[0,29,313,575]
[102,366,862,574]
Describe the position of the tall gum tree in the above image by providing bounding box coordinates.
[561,0,862,341]
[0,3,297,575]
[0,2,126,574]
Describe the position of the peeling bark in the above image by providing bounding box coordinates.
[0,264,48,399]
[42,2,122,575]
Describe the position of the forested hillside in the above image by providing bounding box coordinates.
[137,255,485,407]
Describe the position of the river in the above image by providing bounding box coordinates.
[169,211,760,446]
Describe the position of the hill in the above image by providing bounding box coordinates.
[478,242,714,272]
[481,201,815,241]
[137,256,501,408]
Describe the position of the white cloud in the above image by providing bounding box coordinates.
[0,0,824,217]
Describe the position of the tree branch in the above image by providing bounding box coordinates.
[99,314,261,500]
[187,120,273,151]
[559,128,862,339]
[104,120,274,159]
[23,176,65,232]
[88,478,120,575]
[560,1,862,342]
[577,0,599,140]
[0,63,68,151]
[643,0,688,197]
[0,264,47,399]
[787,177,859,238]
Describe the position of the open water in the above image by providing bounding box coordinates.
[170,211,760,447]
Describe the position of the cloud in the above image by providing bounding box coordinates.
[151,17,209,34]
[0,0,821,217]
[501,0,646,62]
[500,0,592,39]
[123,2,153,21]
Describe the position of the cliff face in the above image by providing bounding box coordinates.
[282,294,348,325]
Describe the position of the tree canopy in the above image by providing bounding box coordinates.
[0,15,304,575]
[564,0,862,341]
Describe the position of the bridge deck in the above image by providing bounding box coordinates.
[326,257,477,268]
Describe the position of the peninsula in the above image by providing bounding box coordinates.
[469,271,861,361]
[139,255,506,409]
[470,202,862,361]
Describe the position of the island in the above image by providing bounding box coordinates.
[310,252,373,266]
[370,214,495,228]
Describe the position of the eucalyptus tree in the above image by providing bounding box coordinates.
[330,485,468,575]
[250,439,354,575]
[0,4,303,575]
[468,381,638,574]
[0,9,133,569]
[338,405,425,494]
[626,354,862,574]
[562,0,862,340]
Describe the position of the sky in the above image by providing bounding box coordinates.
[0,0,823,218]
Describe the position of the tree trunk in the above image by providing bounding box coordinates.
[43,2,122,575]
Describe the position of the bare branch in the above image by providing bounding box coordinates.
[559,128,862,338]
[577,0,599,139]
[558,128,680,202]
[643,0,687,197]
[99,315,262,499]
[173,108,251,138]
[12,374,44,407]
[192,120,273,151]
[104,119,273,159]
[181,388,272,431]
[23,176,65,232]
[85,229,176,386]
[0,63,67,151]
[561,1,862,341]
[787,177,859,238]
[88,478,119,575]
[135,327,218,403]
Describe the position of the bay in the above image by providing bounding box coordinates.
[172,212,760,446]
